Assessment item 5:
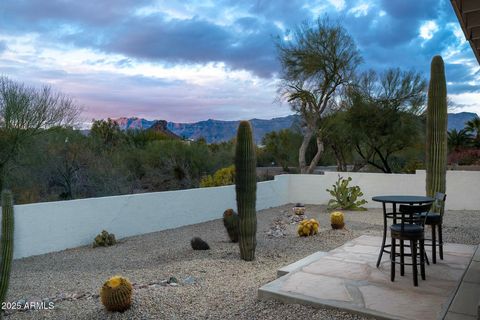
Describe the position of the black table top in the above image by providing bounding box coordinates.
[372,195,435,204]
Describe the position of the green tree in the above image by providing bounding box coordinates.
[0,76,79,190]
[322,111,360,171]
[344,69,426,173]
[465,116,480,147]
[447,128,472,151]
[90,118,123,148]
[276,17,362,173]
[262,129,302,171]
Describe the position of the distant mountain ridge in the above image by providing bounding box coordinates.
[447,112,478,131]
[111,112,478,144]
[114,115,298,143]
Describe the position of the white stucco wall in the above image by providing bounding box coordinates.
[12,175,289,259]
[287,170,479,210]
[8,170,479,259]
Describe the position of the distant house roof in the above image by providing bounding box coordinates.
[451,0,480,65]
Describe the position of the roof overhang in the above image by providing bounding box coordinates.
[451,0,480,64]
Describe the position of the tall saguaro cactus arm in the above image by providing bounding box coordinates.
[426,56,447,209]
[0,190,14,307]
[235,121,257,261]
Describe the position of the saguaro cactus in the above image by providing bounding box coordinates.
[426,55,447,208]
[235,121,257,261]
[0,190,14,307]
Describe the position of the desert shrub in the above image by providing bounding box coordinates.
[326,176,367,210]
[448,149,480,165]
[199,165,235,187]
[93,230,116,247]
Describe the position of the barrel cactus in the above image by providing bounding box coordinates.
[330,211,345,229]
[223,209,239,243]
[0,190,14,307]
[426,55,447,212]
[100,276,133,312]
[297,219,319,237]
[235,121,257,261]
[190,237,210,250]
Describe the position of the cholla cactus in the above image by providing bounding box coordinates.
[330,211,345,229]
[297,219,319,237]
[100,276,133,312]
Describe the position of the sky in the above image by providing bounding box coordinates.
[0,0,479,124]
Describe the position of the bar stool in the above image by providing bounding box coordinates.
[415,192,446,264]
[390,203,432,286]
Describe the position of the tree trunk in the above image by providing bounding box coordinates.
[299,129,313,174]
[332,145,347,171]
[306,135,324,174]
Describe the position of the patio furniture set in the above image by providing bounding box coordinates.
[372,193,447,286]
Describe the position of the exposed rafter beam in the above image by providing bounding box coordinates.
[466,11,480,29]
[470,27,480,40]
[461,0,480,14]
[451,0,480,65]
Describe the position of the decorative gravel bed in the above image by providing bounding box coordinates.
[5,204,480,319]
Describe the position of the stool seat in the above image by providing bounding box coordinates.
[390,224,423,234]
[415,212,441,224]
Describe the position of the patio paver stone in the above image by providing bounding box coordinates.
[258,235,477,320]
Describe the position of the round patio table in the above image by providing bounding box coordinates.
[372,195,434,268]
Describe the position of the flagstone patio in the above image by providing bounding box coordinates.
[258,235,477,320]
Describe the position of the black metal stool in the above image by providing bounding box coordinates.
[415,192,446,264]
[390,203,432,286]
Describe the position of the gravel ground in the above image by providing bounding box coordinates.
[5,204,480,320]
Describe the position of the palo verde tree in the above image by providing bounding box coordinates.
[344,68,426,173]
[276,17,362,173]
[0,76,80,190]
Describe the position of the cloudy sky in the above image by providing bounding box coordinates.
[0,0,479,124]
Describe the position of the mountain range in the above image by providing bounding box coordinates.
[110,112,478,144]
[114,115,298,143]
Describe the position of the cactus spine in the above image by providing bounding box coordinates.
[0,190,14,307]
[426,55,447,214]
[235,121,257,261]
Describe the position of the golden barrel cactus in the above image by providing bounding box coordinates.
[330,211,345,229]
[100,276,133,312]
[297,219,319,237]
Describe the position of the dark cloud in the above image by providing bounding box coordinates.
[0,0,479,120]
[380,0,439,20]
[0,0,151,30]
